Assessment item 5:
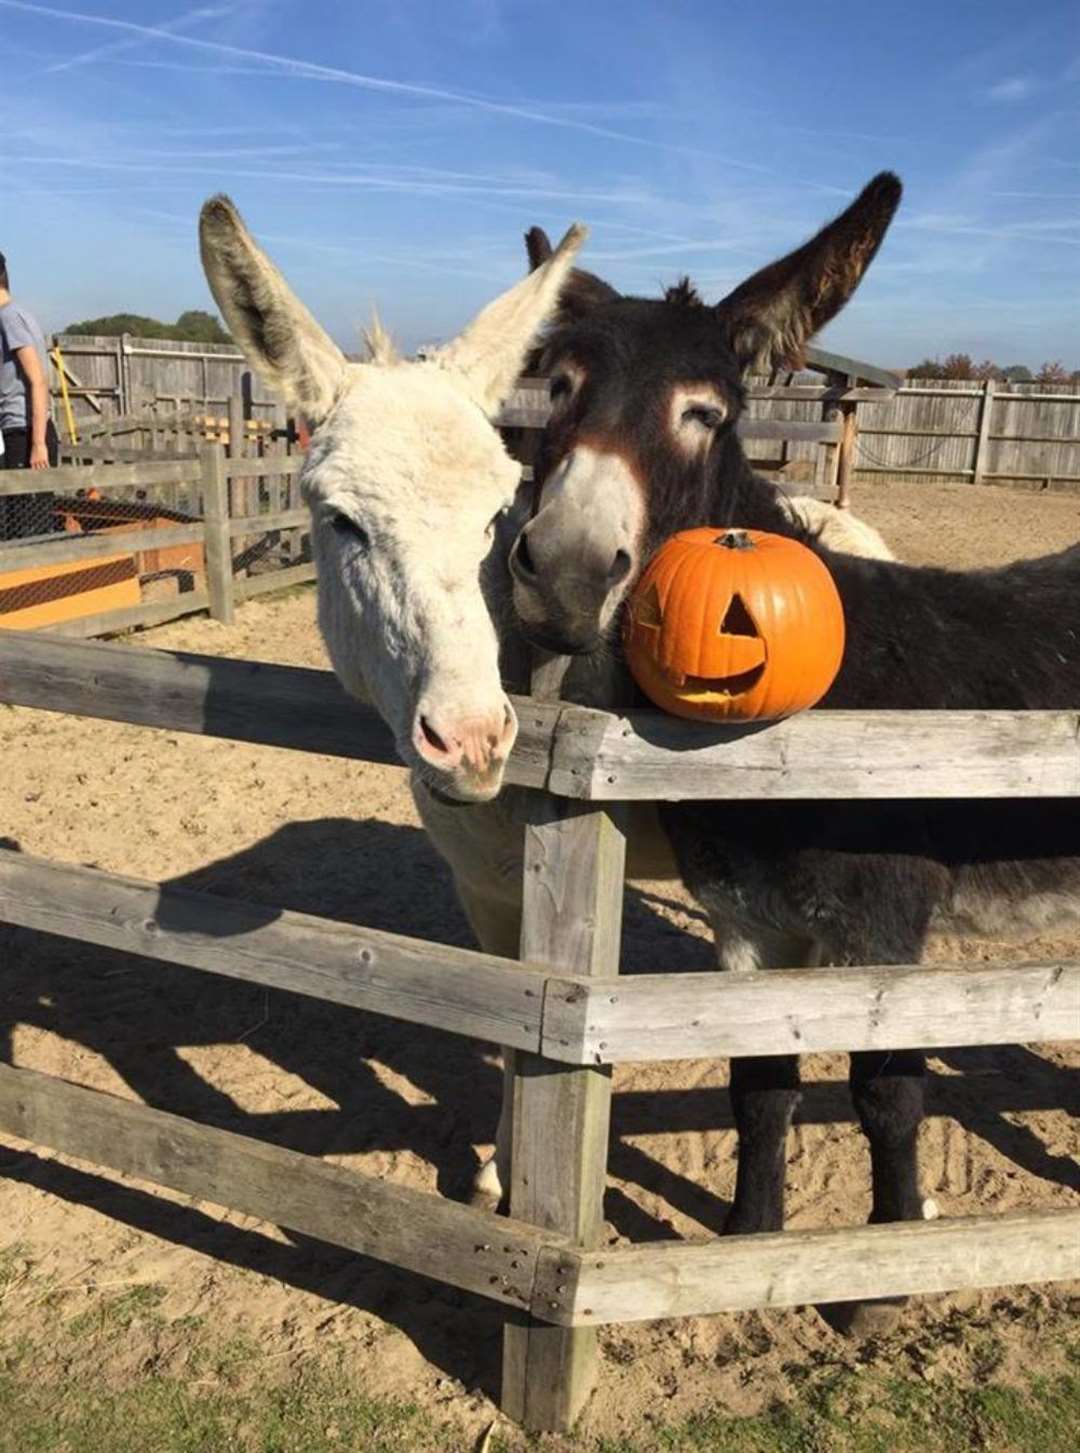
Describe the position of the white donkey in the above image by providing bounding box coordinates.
[199,199,894,1206]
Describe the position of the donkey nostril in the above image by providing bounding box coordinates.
[514,532,537,579]
[419,716,451,757]
[608,548,633,586]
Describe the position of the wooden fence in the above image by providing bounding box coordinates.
[50,336,1080,493]
[49,333,281,424]
[852,377,1080,489]
[0,628,1077,1431]
[0,446,311,637]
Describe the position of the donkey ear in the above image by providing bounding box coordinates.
[199,194,347,424]
[434,222,588,416]
[525,226,553,270]
[524,222,621,322]
[716,172,902,375]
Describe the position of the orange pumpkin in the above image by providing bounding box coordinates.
[623,527,845,722]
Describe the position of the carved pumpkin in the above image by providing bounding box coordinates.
[624,527,845,722]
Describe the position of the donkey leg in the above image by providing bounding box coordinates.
[454,879,523,1211]
[726,1053,802,1235]
[822,1048,930,1337]
[713,926,814,1236]
[851,1048,929,1226]
[411,778,525,1210]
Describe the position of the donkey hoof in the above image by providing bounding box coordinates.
[470,1159,506,1213]
[818,1297,906,1339]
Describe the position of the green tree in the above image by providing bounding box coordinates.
[62,310,232,343]
[909,357,946,379]
[1001,364,1033,382]
[173,310,231,343]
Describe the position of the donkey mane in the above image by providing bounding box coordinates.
[663,277,705,307]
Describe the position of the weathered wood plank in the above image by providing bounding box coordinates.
[739,419,842,444]
[552,1210,1080,1326]
[0,1061,569,1312]
[541,959,1080,1064]
[224,456,303,479]
[0,847,550,1052]
[502,801,626,1432]
[227,507,309,536]
[43,591,211,640]
[0,460,199,496]
[200,444,234,626]
[546,705,1080,801]
[0,523,205,573]
[8,638,1080,802]
[973,377,996,488]
[804,346,902,390]
[0,631,558,790]
[836,395,858,508]
[60,445,197,464]
[234,562,317,600]
[746,385,895,403]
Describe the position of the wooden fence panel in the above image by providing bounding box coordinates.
[0,1061,567,1313]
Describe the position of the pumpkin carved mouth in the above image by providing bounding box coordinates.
[654,590,768,694]
[668,662,768,696]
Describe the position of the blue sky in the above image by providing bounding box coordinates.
[2,0,1078,367]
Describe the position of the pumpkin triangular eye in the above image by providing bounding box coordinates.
[634,583,664,628]
[718,593,758,637]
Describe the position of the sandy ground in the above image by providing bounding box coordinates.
[0,476,1077,1447]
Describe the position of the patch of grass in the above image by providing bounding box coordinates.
[0,1308,1075,1453]
[0,1366,431,1453]
[636,1368,1080,1453]
[68,1282,168,1338]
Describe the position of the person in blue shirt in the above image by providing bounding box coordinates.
[0,250,58,536]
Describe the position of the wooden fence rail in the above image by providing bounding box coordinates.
[3,632,1080,801]
[0,846,1075,1064]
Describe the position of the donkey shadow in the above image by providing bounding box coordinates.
[1,817,1077,1391]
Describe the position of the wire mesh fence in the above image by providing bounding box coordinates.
[0,478,207,631]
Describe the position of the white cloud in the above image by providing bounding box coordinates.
[985,76,1035,102]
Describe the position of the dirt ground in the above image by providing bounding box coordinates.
[0,476,1078,1449]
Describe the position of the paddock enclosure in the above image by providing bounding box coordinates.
[0,344,1075,1435]
[1,580,1079,1431]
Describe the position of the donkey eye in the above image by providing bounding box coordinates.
[331,512,370,550]
[549,374,573,403]
[682,404,725,430]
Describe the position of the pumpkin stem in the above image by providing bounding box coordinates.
[716,529,754,550]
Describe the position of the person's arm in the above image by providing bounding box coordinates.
[14,345,50,469]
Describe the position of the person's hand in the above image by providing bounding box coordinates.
[29,442,49,470]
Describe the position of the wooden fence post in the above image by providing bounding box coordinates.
[836,376,859,509]
[200,443,235,626]
[227,390,255,573]
[820,370,847,501]
[973,377,996,487]
[501,794,626,1431]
